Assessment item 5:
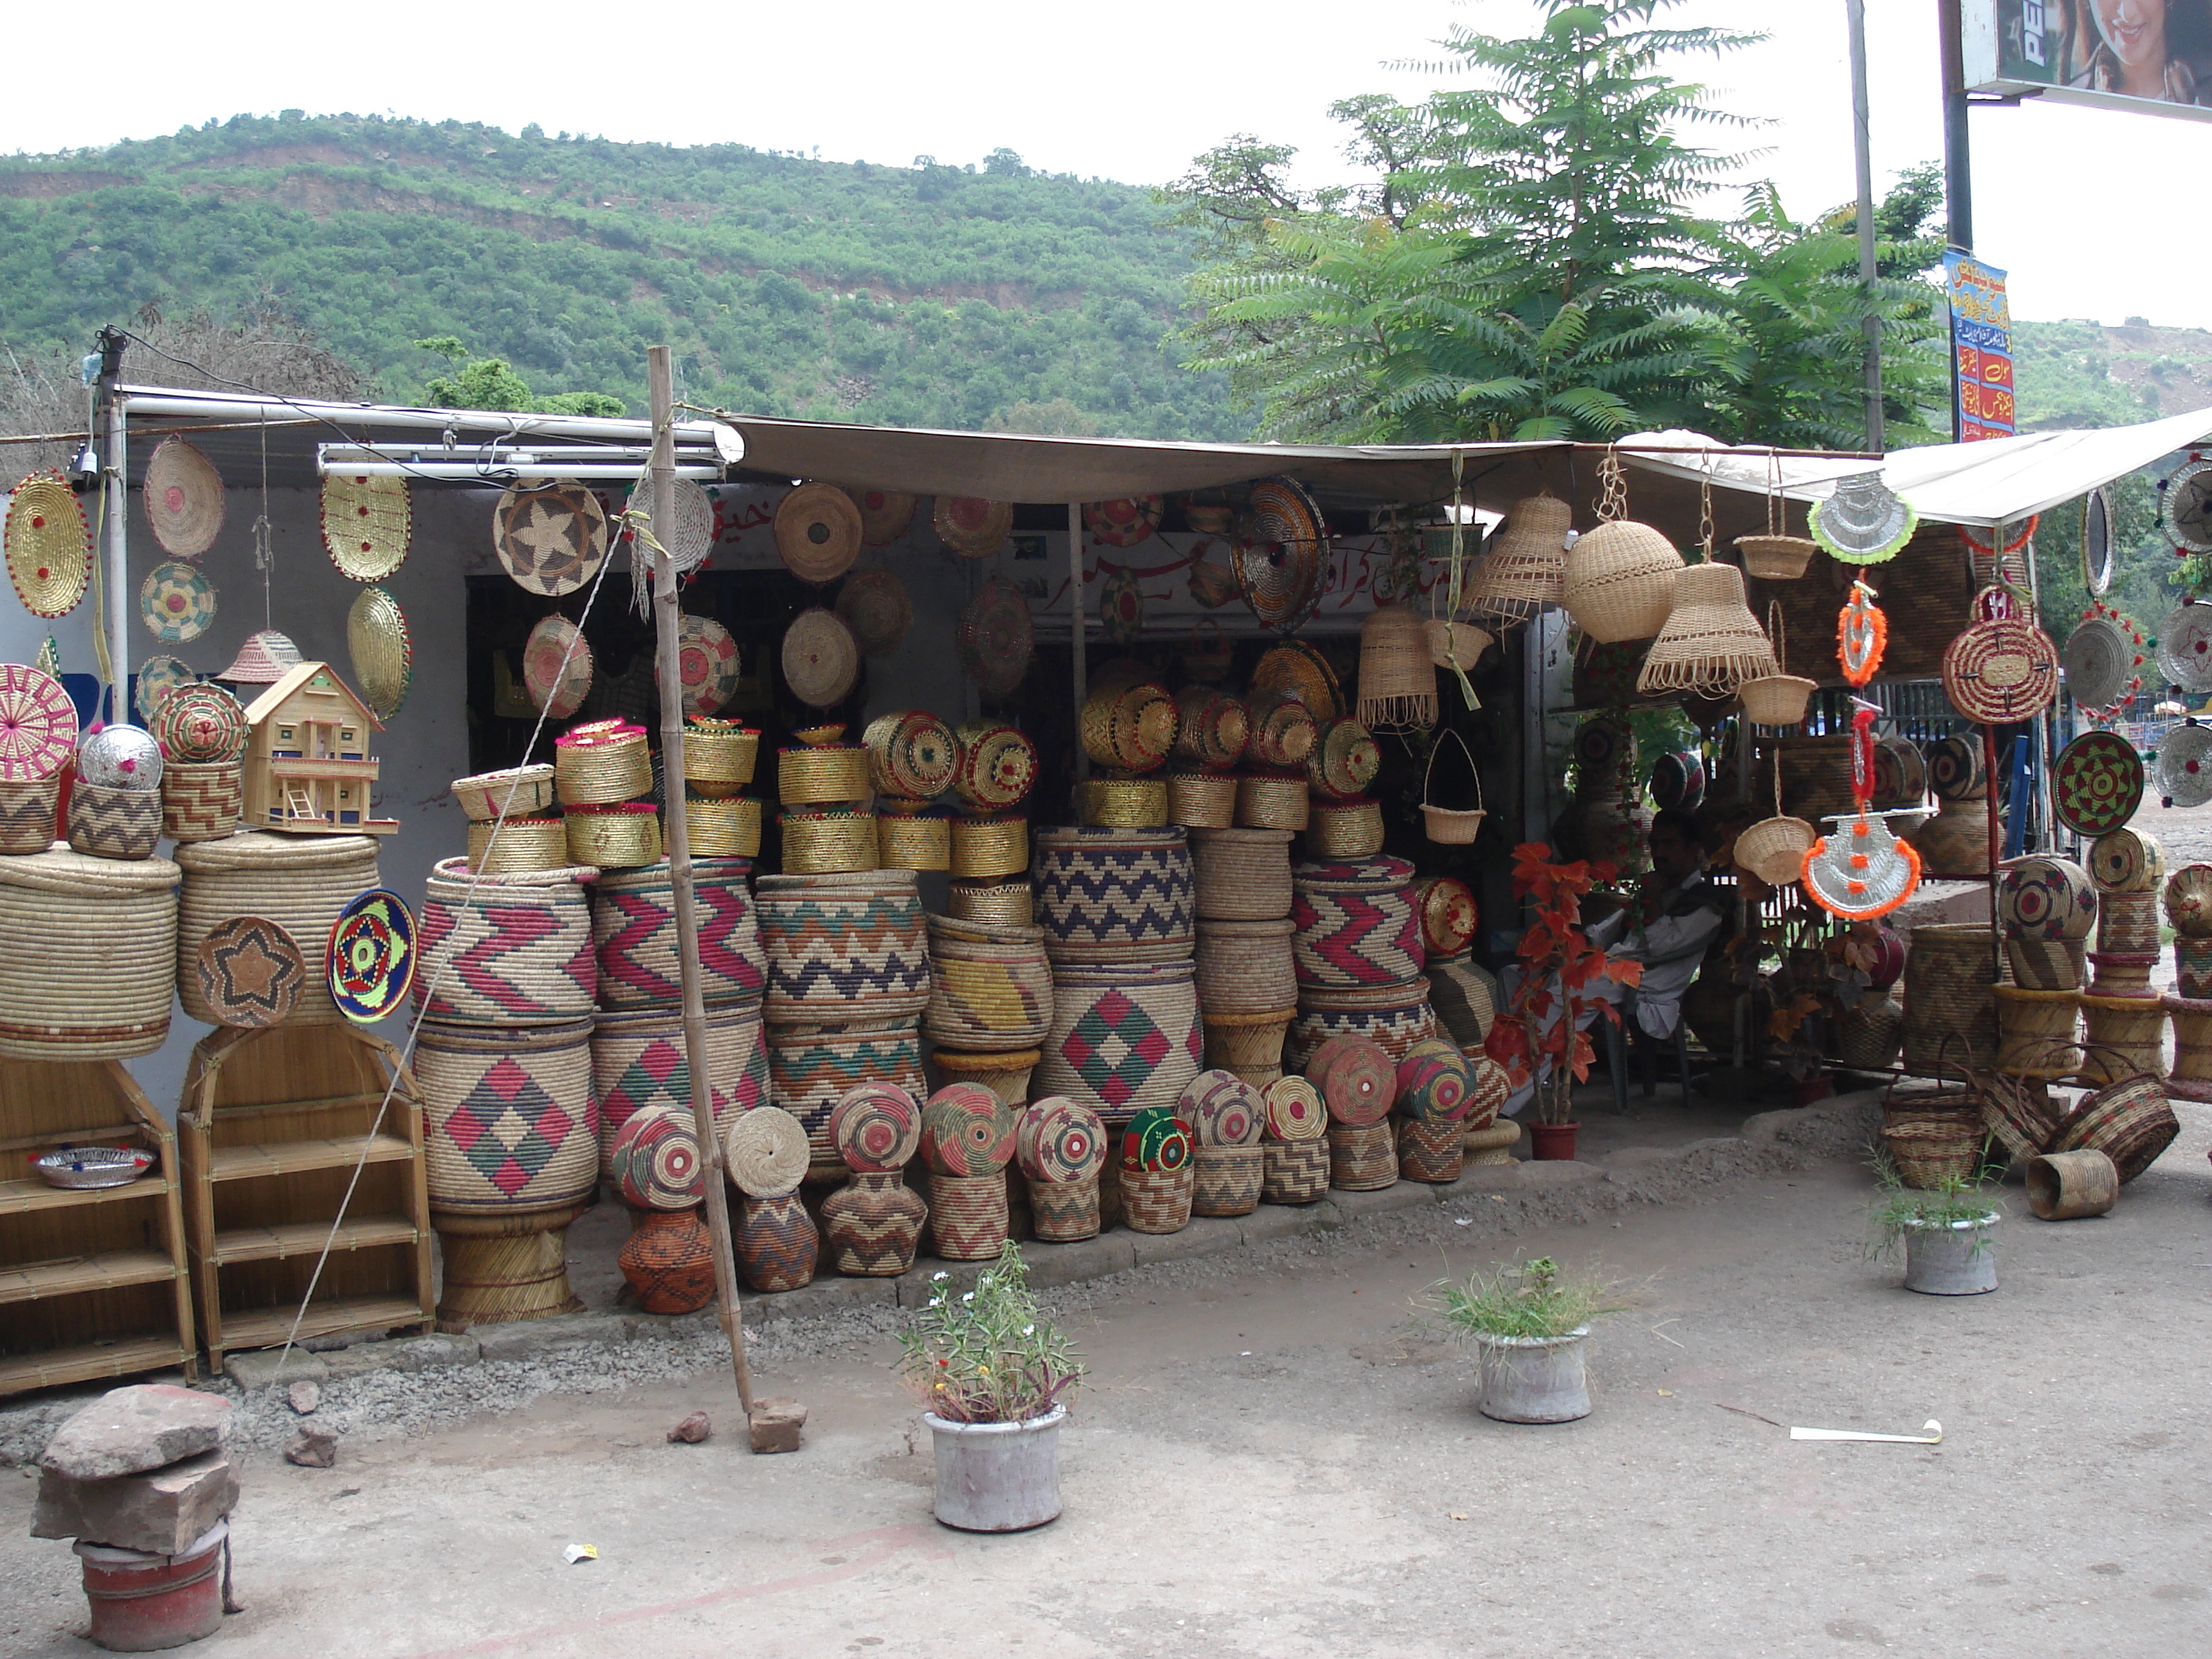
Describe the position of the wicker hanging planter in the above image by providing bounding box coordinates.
[1635,562,1778,696]
[1354,605,1437,732]
[1734,750,1818,887]
[1738,602,1818,727]
[1562,455,1684,645]
[1461,494,1569,628]
[1420,729,1486,845]
[1735,457,1819,579]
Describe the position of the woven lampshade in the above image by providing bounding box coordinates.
[1562,519,1684,644]
[1635,563,1778,696]
[1461,495,1568,628]
[1354,605,1437,732]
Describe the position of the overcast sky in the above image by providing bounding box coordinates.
[8,1,2210,328]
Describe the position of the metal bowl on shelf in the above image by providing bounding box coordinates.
[33,1145,155,1190]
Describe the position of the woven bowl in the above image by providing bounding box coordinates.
[452,764,556,822]
[950,814,1028,879]
[781,810,880,874]
[1079,775,1170,830]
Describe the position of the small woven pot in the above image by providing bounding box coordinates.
[950,815,1029,880]
[781,810,880,874]
[159,760,241,844]
[555,726,651,806]
[2077,996,2166,1084]
[1202,1009,1293,1081]
[1119,1163,1195,1233]
[0,775,60,855]
[2097,890,2160,955]
[682,722,759,796]
[2177,936,2212,999]
[1737,533,1818,580]
[467,816,569,876]
[929,1048,1039,1108]
[1079,775,1170,830]
[819,1172,928,1276]
[1195,917,1297,1013]
[1236,772,1310,831]
[1833,996,1904,1071]
[687,796,763,859]
[1327,1120,1398,1191]
[2163,994,2212,1102]
[1166,771,1237,830]
[736,1192,819,1292]
[1189,1143,1263,1217]
[2006,937,2087,992]
[1190,827,1295,920]
[948,878,1033,928]
[1397,1116,1465,1184]
[1260,1137,1330,1203]
[1994,985,2082,1078]
[2086,950,2159,999]
[877,811,951,871]
[1030,1173,1101,1241]
[566,804,661,870]
[1880,1116,1986,1190]
[1306,797,1385,859]
[931,1171,1011,1259]
[67,781,160,862]
[1463,1119,1521,1166]
[452,764,557,821]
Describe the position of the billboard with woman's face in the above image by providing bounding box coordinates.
[1968,0,2212,119]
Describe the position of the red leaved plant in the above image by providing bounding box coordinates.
[1484,842,1641,1125]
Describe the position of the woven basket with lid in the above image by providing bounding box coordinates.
[591,856,764,1009]
[1190,826,1295,919]
[177,831,378,1024]
[1034,825,1195,964]
[1195,917,1297,1013]
[1166,771,1237,830]
[1236,771,1310,831]
[1080,679,1178,774]
[0,844,179,1059]
[419,858,598,1025]
[756,869,929,1024]
[1171,687,1250,771]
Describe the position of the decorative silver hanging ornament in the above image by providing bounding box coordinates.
[1809,473,1917,566]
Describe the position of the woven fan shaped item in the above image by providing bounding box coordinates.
[2063,613,2138,716]
[1250,639,1342,720]
[2159,725,2212,808]
[1801,811,1922,920]
[1462,493,1568,627]
[5,471,90,617]
[133,656,195,723]
[775,482,862,584]
[1083,496,1163,548]
[142,436,224,558]
[674,614,740,718]
[2158,603,2212,691]
[956,578,1034,699]
[782,606,861,709]
[522,615,593,720]
[494,479,609,597]
[321,473,412,580]
[1233,476,1329,632]
[935,496,1013,558]
[852,488,917,547]
[194,915,306,1029]
[347,585,413,720]
[139,561,214,643]
[1942,606,2057,723]
[1635,562,1778,696]
[1810,473,1917,566]
[837,569,912,656]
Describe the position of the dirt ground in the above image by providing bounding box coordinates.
[5,1093,2208,1659]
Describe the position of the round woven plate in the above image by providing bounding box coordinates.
[1181,1069,1263,1146]
[676,613,740,718]
[1233,476,1329,632]
[5,471,90,617]
[139,560,214,643]
[150,682,247,763]
[726,1107,809,1198]
[2159,723,2212,808]
[193,916,306,1029]
[523,615,593,720]
[2165,460,2212,554]
[1925,734,1984,801]
[1119,1105,1192,1172]
[1082,496,1163,548]
[320,473,412,580]
[624,477,716,573]
[347,586,412,720]
[1016,1097,1106,1183]
[141,436,224,558]
[853,488,917,547]
[2062,616,2134,712]
[326,887,417,1024]
[0,663,77,781]
[775,482,862,584]
[1250,639,1342,719]
[830,1082,921,1174]
[1262,1075,1326,1141]
[782,606,860,708]
[934,496,1013,558]
[956,578,1033,699]
[609,1104,703,1210]
[1942,613,2057,723]
[133,656,196,723]
[2053,731,2147,837]
[920,1083,1016,1176]
[1997,855,2096,941]
[2158,603,2212,691]
[836,568,911,656]
[2082,487,2115,596]
[494,479,609,597]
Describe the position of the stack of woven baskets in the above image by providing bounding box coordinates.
[1165,687,1249,830]
[2163,862,2212,1102]
[2080,826,2167,1083]
[1079,678,1178,829]
[1190,824,1298,1089]
[1906,734,1993,877]
[1899,922,2001,1078]
[1992,855,2092,1086]
[1183,1069,1267,1218]
[1304,716,1385,860]
[152,683,249,844]
[777,724,875,874]
[1393,1038,1478,1183]
[1309,1034,1399,1192]
[946,721,1037,922]
[1288,854,1435,1070]
[1412,875,1495,1053]
[1257,1075,1329,1203]
[452,765,563,873]
[555,719,662,870]
[1235,693,1317,833]
[819,1082,930,1275]
[920,1082,1018,1260]
[923,910,1052,1124]
[864,710,956,873]
[679,718,762,859]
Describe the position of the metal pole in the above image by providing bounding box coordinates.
[100,342,129,724]
[1937,0,1973,444]
[1846,0,1884,452]
[647,344,755,1416]
[1068,503,1089,797]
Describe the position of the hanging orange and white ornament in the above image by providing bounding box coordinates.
[1800,702,1921,921]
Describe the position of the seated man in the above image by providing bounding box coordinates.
[1582,808,1728,1042]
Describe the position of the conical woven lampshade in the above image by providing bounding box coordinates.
[1562,519,1683,644]
[1635,563,1779,696]
[1356,605,1438,732]
[1459,495,1569,628]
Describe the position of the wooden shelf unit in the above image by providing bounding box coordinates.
[0,1059,195,1397]
[178,1022,434,1371]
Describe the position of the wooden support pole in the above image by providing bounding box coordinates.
[1068,502,1088,788]
[647,345,756,1415]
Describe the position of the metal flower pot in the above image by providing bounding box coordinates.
[924,1402,1067,1532]
[1473,1328,1592,1423]
[1901,1214,2000,1295]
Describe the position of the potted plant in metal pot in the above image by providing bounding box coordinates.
[1865,1163,2003,1296]
[1426,1255,1626,1423]
[899,1241,1084,1531]
[1485,843,1639,1159]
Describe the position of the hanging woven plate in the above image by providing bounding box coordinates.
[139,560,214,643]
[2157,602,2212,690]
[1941,605,2057,723]
[675,613,740,718]
[836,569,912,657]
[2164,460,2212,554]
[2061,610,2141,720]
[2158,723,2212,808]
[1800,811,1922,920]
[1250,639,1342,719]
[1082,496,1163,548]
[2053,730,2146,837]
[133,655,196,723]
[934,496,1013,558]
[522,615,593,720]
[195,915,306,1029]
[326,887,417,1024]
[320,473,412,580]
[1100,564,1144,643]
[0,663,75,782]
[151,681,247,763]
[781,606,861,709]
[853,488,917,547]
[2082,487,2116,596]
[141,436,224,558]
[1837,580,1887,687]
[774,482,862,584]
[1232,476,1328,632]
[347,586,412,720]
[1809,473,1916,566]
[955,578,1033,700]
[494,479,609,597]
[5,471,90,617]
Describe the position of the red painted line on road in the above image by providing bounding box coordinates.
[400,1524,953,1658]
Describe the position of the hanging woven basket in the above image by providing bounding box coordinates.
[1420,730,1486,845]
[1943,599,2059,724]
[1461,494,1569,628]
[1635,562,1778,696]
[1737,602,1817,726]
[1562,518,1684,645]
[1354,605,1437,732]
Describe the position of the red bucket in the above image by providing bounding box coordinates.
[74,1521,226,1652]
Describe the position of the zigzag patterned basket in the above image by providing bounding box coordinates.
[590,857,764,1010]
[1291,855,1424,991]
[923,914,1052,1052]
[756,869,929,1022]
[1033,825,1195,965]
[1035,959,1201,1128]
[417,858,597,1025]
[767,1017,928,1174]
[1288,980,1437,1069]
[590,996,768,1173]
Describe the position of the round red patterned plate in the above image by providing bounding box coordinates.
[675,614,739,719]
[1082,496,1163,548]
[139,560,215,643]
[2053,730,2146,838]
[0,663,77,782]
[522,615,593,720]
[327,888,417,1024]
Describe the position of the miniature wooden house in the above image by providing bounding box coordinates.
[242,662,397,836]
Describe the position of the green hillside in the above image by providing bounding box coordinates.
[0,112,1243,438]
[2012,318,2212,430]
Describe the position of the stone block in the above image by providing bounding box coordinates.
[285,1427,339,1468]
[31,1451,239,1555]
[1126,1214,1240,1267]
[1015,1233,1135,1289]
[225,1350,331,1392]
[41,1386,233,1481]
[747,1398,806,1455]
[472,1313,633,1363]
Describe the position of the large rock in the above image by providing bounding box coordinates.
[40,1386,233,1481]
[31,1450,239,1555]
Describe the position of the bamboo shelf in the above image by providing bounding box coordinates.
[0,1059,195,1397]
[179,1023,434,1371]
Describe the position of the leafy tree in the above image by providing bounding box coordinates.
[412,335,622,414]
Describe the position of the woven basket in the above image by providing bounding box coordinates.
[2179,936,2212,1000]
[735,1192,819,1291]
[1033,826,1195,965]
[67,781,160,862]
[1880,1115,1986,1190]
[1355,606,1438,732]
[566,804,661,870]
[1190,1143,1263,1217]
[1461,493,1569,626]
[1832,996,1904,1071]
[1079,775,1170,830]
[778,743,870,807]
[590,857,763,1009]
[2086,950,2159,999]
[1994,985,2082,1078]
[1327,1120,1398,1191]
[2164,994,2212,1102]
[1425,951,1499,1049]
[2051,1059,2178,1183]
[1080,680,1178,774]
[758,868,928,1023]
[768,1020,928,1173]
[1739,599,1814,722]
[1419,730,1486,846]
[2077,996,2166,1084]
[781,810,879,874]
[0,775,59,855]
[0,845,178,1060]
[159,761,241,844]
[2005,937,2087,991]
[1037,960,1200,1127]
[952,723,1039,812]
[1307,717,1382,802]
[1289,982,1437,1069]
[176,831,378,1024]
[948,878,1033,928]
[1236,772,1310,831]
[416,1018,599,1214]
[949,815,1027,879]
[928,1172,1011,1260]
[591,998,768,1169]
[452,764,557,822]
[687,796,763,859]
[1195,917,1297,1013]
[863,710,959,800]
[467,816,569,876]
[877,812,950,871]
[1292,855,1423,990]
[1561,518,1683,644]
[924,914,1052,1052]
[1171,687,1250,771]
[1737,533,1818,580]
[2097,890,2159,954]
[820,1172,928,1274]
[682,723,758,797]
[1635,562,1778,695]
[929,1048,1039,1108]
[1260,1137,1330,1203]
[555,725,651,806]
[1166,771,1237,830]
[1246,697,1317,771]
[1119,1163,1194,1233]
[1973,1071,2061,1163]
[419,858,597,1024]
[1190,827,1295,921]
[1306,798,1385,859]
[1901,923,2001,1075]
[1397,1116,1465,1184]
[1463,1119,1522,1166]
[1030,1173,1101,1241]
